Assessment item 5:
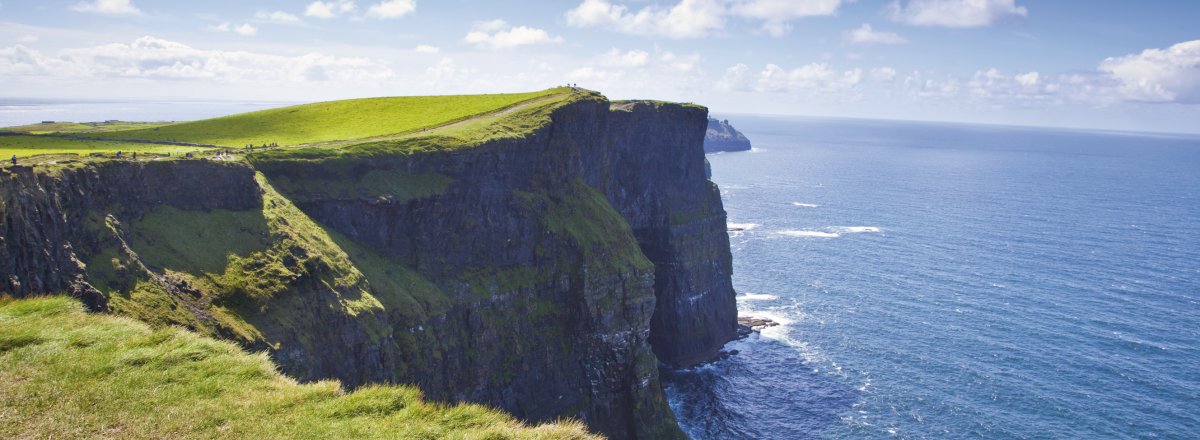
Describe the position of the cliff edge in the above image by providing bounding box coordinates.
[0,89,737,439]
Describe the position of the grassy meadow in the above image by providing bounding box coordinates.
[0,88,588,161]
[0,296,599,439]
[99,89,567,147]
[0,134,211,159]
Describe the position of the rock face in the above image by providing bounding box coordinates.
[0,97,737,439]
[704,117,752,153]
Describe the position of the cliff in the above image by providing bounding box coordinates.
[0,92,737,439]
[704,117,752,153]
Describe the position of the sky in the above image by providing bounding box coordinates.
[1,0,1198,133]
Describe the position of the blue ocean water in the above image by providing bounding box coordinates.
[666,116,1200,439]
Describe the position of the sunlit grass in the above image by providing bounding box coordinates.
[0,296,600,439]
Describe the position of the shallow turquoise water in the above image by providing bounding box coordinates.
[666,117,1200,439]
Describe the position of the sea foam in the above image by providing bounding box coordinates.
[737,292,780,301]
[792,202,820,208]
[780,229,841,238]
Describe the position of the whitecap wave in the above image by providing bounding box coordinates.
[726,222,759,231]
[780,229,840,238]
[792,202,820,208]
[737,292,779,301]
[832,226,881,234]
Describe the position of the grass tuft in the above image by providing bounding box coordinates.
[0,296,601,439]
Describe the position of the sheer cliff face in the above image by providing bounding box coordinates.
[704,117,752,153]
[0,97,735,439]
[587,103,739,368]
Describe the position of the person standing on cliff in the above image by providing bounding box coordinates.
[10,155,16,166]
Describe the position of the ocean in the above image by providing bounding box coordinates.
[665,116,1200,439]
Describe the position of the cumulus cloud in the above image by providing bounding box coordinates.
[844,23,907,45]
[71,0,141,16]
[599,48,650,68]
[464,20,563,49]
[256,10,302,24]
[565,0,845,38]
[727,0,843,36]
[565,0,726,39]
[870,66,898,81]
[891,0,1027,28]
[0,36,392,83]
[1099,39,1200,104]
[209,22,258,37]
[716,63,751,91]
[759,62,863,94]
[413,44,440,54]
[367,0,415,19]
[305,1,355,19]
[426,57,476,82]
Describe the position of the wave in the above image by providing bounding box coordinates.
[832,226,881,233]
[727,222,759,231]
[792,202,820,208]
[780,229,841,238]
[737,292,779,301]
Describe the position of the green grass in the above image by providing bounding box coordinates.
[0,134,210,159]
[99,89,566,148]
[0,296,599,439]
[0,120,172,134]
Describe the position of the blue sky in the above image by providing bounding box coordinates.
[1,0,1198,133]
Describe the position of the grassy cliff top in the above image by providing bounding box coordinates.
[0,296,599,439]
[96,88,568,147]
[0,87,605,161]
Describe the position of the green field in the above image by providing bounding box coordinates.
[0,88,588,161]
[0,296,597,439]
[99,89,567,147]
[1,120,172,134]
[0,135,211,159]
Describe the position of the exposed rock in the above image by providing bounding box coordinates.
[704,117,752,153]
[737,316,780,338]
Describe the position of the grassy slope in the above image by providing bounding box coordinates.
[1,121,172,134]
[0,134,210,159]
[0,296,598,439]
[100,89,564,147]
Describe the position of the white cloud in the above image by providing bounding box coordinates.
[413,44,440,54]
[16,34,39,43]
[565,0,726,39]
[1099,39,1200,104]
[716,63,750,91]
[600,48,650,68]
[305,1,355,19]
[870,67,897,81]
[1014,71,1039,87]
[426,57,476,81]
[256,10,302,24]
[891,0,1027,28]
[464,20,563,49]
[209,22,258,36]
[727,0,843,36]
[71,0,141,16]
[0,36,392,83]
[565,0,843,38]
[845,23,907,45]
[758,62,863,94]
[367,0,415,19]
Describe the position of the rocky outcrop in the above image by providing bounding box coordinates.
[704,117,752,153]
[0,96,737,439]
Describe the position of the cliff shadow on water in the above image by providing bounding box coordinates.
[0,94,738,439]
